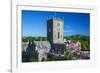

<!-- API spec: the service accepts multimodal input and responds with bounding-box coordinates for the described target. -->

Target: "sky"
[22,10,90,37]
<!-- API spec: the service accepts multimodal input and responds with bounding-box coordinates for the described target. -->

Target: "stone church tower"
[47,18,64,44]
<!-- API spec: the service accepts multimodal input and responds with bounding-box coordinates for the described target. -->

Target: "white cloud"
[64,29,75,33]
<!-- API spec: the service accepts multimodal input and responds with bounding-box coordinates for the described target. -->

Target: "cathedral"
[22,17,82,62]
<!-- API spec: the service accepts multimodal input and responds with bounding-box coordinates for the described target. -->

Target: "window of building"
[58,32,60,39]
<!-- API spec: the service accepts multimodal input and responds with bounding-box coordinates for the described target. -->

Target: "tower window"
[58,32,60,39]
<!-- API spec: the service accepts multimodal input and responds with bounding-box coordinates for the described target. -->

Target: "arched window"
[41,57,45,61]
[58,32,60,39]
